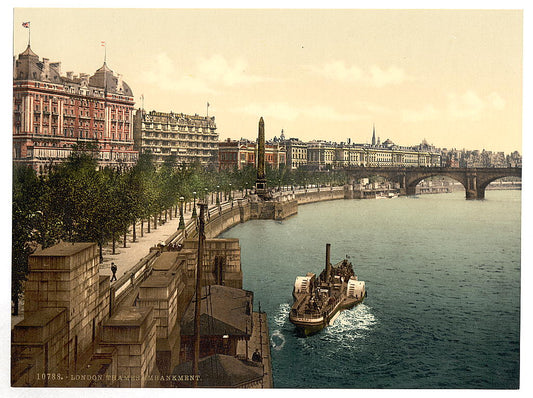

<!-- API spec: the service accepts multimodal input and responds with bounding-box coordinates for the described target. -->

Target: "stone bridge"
[345,166,522,200]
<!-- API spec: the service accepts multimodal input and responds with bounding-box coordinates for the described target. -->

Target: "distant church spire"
[372,124,376,146]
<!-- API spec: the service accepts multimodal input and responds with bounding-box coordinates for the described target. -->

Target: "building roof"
[181,285,253,337]
[31,242,95,257]
[14,46,133,97]
[104,306,153,327]
[151,251,182,272]
[89,62,133,96]
[19,44,38,58]
[172,354,263,387]
[14,308,65,328]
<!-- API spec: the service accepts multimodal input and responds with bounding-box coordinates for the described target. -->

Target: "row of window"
[31,125,131,141]
[143,133,216,142]
[25,93,132,113]
[142,124,214,133]
[142,140,216,149]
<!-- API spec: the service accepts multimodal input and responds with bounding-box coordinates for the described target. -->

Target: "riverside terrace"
[10,173,521,387]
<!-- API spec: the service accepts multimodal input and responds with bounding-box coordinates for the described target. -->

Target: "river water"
[220,190,521,389]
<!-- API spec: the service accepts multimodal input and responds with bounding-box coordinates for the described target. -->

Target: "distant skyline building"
[281,137,308,170]
[218,138,286,171]
[132,109,219,167]
[296,127,442,170]
[13,44,137,172]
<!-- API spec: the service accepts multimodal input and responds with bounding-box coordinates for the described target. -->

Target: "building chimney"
[117,73,124,92]
[66,71,73,80]
[79,73,89,86]
[41,58,50,81]
[50,62,61,76]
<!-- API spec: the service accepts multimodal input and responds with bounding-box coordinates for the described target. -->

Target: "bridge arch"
[476,175,522,199]
[405,173,467,196]
[349,170,404,186]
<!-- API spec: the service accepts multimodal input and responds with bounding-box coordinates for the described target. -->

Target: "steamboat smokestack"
[325,243,332,282]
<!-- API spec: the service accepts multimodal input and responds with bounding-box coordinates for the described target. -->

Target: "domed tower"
[89,62,134,97]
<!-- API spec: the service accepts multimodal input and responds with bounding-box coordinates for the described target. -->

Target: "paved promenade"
[99,206,195,279]
[99,192,246,279]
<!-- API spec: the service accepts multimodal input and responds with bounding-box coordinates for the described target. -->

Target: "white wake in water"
[270,303,291,350]
[274,302,291,327]
[270,330,286,351]
[324,304,376,341]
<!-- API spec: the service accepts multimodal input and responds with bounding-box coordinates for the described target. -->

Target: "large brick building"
[13,45,138,172]
[218,138,286,171]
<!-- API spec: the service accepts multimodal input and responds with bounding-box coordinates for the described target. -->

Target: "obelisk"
[255,117,267,196]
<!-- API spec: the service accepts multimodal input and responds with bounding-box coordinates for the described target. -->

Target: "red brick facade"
[218,139,286,171]
[13,45,137,172]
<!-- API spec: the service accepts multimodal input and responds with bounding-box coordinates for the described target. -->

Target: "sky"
[2,5,532,398]
[11,8,523,154]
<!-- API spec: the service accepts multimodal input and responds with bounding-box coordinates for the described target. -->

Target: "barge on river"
[289,244,366,336]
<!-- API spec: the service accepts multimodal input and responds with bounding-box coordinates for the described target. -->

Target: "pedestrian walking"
[110,262,117,282]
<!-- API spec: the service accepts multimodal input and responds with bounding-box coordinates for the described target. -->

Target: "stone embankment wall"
[194,187,349,241]
[294,187,346,205]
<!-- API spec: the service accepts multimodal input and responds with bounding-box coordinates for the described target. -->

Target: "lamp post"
[178,196,185,230]
[192,192,197,218]
[216,185,220,205]
[204,188,209,204]
[244,182,248,197]
[229,183,232,201]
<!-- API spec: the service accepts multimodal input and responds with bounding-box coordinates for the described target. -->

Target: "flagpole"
[28,24,31,46]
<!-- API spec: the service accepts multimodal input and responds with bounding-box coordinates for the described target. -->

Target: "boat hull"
[289,296,363,337]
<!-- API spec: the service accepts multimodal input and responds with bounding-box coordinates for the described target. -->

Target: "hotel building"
[133,110,219,167]
[13,45,137,172]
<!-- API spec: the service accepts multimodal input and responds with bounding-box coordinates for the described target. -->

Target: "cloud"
[198,55,267,86]
[401,90,506,123]
[401,105,439,122]
[308,61,411,87]
[142,53,214,94]
[446,90,506,120]
[142,53,269,94]
[305,105,362,122]
[236,102,362,122]
[487,92,506,110]
[319,61,363,83]
[239,102,300,121]
[369,66,409,88]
